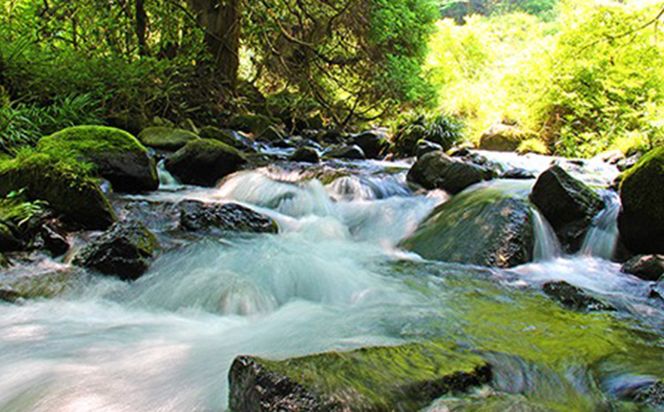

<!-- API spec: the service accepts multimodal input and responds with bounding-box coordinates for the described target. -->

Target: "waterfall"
[532,207,561,261]
[580,191,621,260]
[157,159,179,189]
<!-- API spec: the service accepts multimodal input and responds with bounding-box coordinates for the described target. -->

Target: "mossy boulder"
[73,221,158,281]
[530,165,603,253]
[618,147,664,254]
[0,153,116,229]
[401,185,534,268]
[38,126,158,193]
[137,126,199,151]
[407,151,494,194]
[198,126,251,151]
[165,139,247,187]
[229,342,491,412]
[478,123,530,152]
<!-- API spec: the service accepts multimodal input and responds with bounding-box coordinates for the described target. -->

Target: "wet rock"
[229,342,491,412]
[73,221,159,281]
[290,147,319,163]
[618,147,664,254]
[632,380,664,408]
[501,168,535,180]
[415,140,443,158]
[138,126,199,151]
[178,200,278,234]
[198,126,252,151]
[401,186,534,268]
[622,255,664,281]
[478,123,529,152]
[326,145,366,160]
[407,151,494,194]
[257,125,287,143]
[37,223,69,257]
[0,264,79,300]
[542,281,614,312]
[0,221,22,251]
[165,139,247,187]
[530,166,603,253]
[351,130,389,159]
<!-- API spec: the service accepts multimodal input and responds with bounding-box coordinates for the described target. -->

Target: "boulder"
[351,130,389,159]
[0,153,116,230]
[326,145,366,160]
[227,113,278,135]
[530,166,603,253]
[290,147,319,163]
[478,123,529,152]
[198,126,251,151]
[178,200,278,234]
[229,342,491,412]
[165,139,247,187]
[401,185,534,268]
[407,151,493,194]
[137,127,199,151]
[73,221,158,281]
[618,147,664,254]
[38,126,158,193]
[622,255,664,281]
[415,140,443,158]
[542,281,614,312]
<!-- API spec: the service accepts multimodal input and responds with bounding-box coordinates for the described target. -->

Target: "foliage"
[393,112,465,156]
[0,189,47,228]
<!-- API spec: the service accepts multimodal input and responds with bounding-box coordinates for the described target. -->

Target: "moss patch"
[138,126,199,150]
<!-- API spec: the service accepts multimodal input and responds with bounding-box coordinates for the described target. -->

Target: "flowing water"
[0,153,662,411]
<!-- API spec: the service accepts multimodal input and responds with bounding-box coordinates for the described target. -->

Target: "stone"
[351,130,389,159]
[326,145,366,160]
[138,127,199,151]
[479,123,529,152]
[165,139,247,187]
[621,255,664,281]
[542,281,614,312]
[407,151,493,194]
[290,147,320,163]
[415,140,443,158]
[178,200,278,234]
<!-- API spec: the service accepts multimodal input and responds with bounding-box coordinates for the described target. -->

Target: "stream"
[0,152,662,411]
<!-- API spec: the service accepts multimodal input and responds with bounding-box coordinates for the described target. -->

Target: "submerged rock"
[407,151,494,194]
[542,281,614,312]
[621,255,664,282]
[165,139,247,187]
[290,146,319,163]
[178,200,278,234]
[38,126,158,193]
[228,342,491,412]
[530,165,603,253]
[401,185,534,268]
[73,221,158,280]
[138,126,199,151]
[618,147,664,254]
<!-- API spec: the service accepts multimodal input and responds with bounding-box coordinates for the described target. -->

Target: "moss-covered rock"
[618,147,664,254]
[393,124,426,157]
[198,126,250,150]
[137,126,199,151]
[0,153,116,229]
[401,185,534,268]
[38,126,158,193]
[478,123,530,152]
[229,342,491,412]
[165,139,247,187]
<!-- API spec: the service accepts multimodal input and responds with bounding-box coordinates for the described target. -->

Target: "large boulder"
[73,221,158,280]
[351,130,389,159]
[622,255,664,281]
[478,123,529,152]
[178,200,278,234]
[165,139,247,187]
[137,127,199,151]
[0,153,116,229]
[618,147,664,254]
[38,126,158,193]
[530,165,603,253]
[401,185,534,268]
[407,151,493,194]
[229,342,491,412]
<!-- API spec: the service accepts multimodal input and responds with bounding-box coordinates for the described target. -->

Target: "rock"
[326,145,366,160]
[415,140,443,158]
[228,342,491,412]
[0,288,20,303]
[0,265,79,300]
[0,221,22,251]
[542,281,614,312]
[479,123,529,152]
[393,124,426,157]
[401,185,534,268]
[73,221,158,281]
[618,147,664,254]
[622,255,664,281]
[198,126,251,151]
[0,153,116,230]
[38,223,69,257]
[165,139,247,187]
[38,126,158,193]
[227,113,278,135]
[137,127,199,151]
[351,130,389,159]
[257,125,287,143]
[178,200,278,234]
[317,129,345,145]
[290,147,319,163]
[407,151,493,194]
[530,166,603,253]
[501,168,535,180]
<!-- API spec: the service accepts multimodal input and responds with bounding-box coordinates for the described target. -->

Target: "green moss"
[517,138,549,155]
[38,125,148,156]
[258,341,489,410]
[620,147,664,218]
[137,126,199,150]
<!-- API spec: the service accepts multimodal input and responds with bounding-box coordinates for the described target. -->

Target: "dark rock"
[415,140,443,158]
[530,166,603,253]
[622,255,664,281]
[198,126,252,151]
[38,223,69,257]
[478,123,529,152]
[501,168,535,180]
[401,186,534,268]
[326,145,365,160]
[0,221,23,251]
[542,281,614,312]
[407,151,493,194]
[351,130,389,159]
[73,221,158,281]
[228,342,491,412]
[138,127,199,151]
[290,147,319,163]
[317,129,346,145]
[618,147,664,254]
[0,288,20,303]
[165,139,247,187]
[178,200,278,234]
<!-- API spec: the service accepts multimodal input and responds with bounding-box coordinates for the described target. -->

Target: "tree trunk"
[187,0,241,90]
[136,0,148,56]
